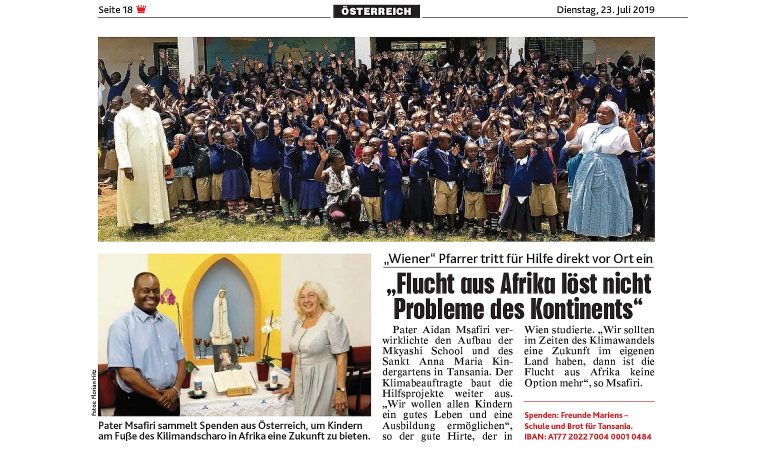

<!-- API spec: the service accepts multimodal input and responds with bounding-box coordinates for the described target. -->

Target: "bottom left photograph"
[97,253,371,417]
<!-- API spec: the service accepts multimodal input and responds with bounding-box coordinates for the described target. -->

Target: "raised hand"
[575,106,588,126]
[622,109,637,129]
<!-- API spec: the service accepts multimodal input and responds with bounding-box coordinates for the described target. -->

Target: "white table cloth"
[181,364,294,416]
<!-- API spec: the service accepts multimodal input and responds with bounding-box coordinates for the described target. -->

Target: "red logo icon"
[136,5,146,13]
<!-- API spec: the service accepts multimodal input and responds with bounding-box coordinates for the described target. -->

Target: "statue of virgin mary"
[209,288,233,345]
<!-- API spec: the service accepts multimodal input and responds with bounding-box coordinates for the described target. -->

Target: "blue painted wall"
[204,37,355,69]
[193,259,255,357]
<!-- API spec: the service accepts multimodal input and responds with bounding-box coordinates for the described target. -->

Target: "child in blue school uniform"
[459,142,487,237]
[499,140,542,241]
[355,147,386,234]
[298,135,325,226]
[278,128,302,224]
[380,135,404,235]
[214,131,250,222]
[428,130,461,233]
[566,144,584,199]
[208,134,226,215]
[406,132,434,236]
[246,120,282,222]
[637,145,655,238]
[481,143,504,235]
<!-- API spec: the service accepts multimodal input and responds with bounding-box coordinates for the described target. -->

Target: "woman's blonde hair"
[293,281,335,319]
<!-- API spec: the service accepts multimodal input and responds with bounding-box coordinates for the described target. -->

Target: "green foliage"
[185,360,198,373]
[257,355,280,367]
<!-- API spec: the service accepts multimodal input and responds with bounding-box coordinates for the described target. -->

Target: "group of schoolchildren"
[98,40,655,240]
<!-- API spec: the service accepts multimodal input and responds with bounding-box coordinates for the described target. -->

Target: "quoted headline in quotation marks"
[386,252,652,266]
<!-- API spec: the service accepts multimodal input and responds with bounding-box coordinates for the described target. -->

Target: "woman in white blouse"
[565,101,641,238]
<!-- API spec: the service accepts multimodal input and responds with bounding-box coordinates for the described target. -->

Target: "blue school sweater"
[249,131,281,171]
[356,163,385,197]
[381,142,403,190]
[499,140,516,182]
[461,159,485,192]
[209,145,225,174]
[101,68,130,103]
[567,153,584,192]
[300,151,321,179]
[531,148,556,185]
[608,86,627,111]
[409,148,431,181]
[429,140,460,182]
[508,158,534,197]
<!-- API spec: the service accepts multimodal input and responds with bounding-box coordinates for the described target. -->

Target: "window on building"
[154,43,179,76]
[496,38,507,56]
[525,37,583,68]
[389,39,447,65]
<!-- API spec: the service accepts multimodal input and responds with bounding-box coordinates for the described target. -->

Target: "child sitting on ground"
[315,148,362,234]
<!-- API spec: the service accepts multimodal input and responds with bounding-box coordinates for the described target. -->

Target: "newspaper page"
[17,1,772,449]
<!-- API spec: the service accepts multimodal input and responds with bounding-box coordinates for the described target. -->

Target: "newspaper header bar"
[333,4,421,18]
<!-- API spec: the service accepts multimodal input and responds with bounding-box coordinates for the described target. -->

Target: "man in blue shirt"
[108,272,185,416]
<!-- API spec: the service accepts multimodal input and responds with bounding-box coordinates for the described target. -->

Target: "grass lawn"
[97,187,652,242]
[97,214,638,242]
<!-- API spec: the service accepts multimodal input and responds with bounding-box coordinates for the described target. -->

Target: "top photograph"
[97,36,655,242]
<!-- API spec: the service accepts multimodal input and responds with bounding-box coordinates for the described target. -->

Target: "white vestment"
[114,104,171,226]
[210,289,233,345]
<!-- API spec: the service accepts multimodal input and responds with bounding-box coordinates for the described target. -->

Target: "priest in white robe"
[114,85,172,232]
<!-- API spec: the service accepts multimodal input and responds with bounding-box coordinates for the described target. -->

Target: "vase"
[182,371,192,388]
[256,363,270,381]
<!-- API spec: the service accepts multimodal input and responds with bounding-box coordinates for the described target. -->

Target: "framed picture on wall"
[213,343,241,372]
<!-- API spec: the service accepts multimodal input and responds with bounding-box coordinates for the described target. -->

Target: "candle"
[193,373,203,395]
